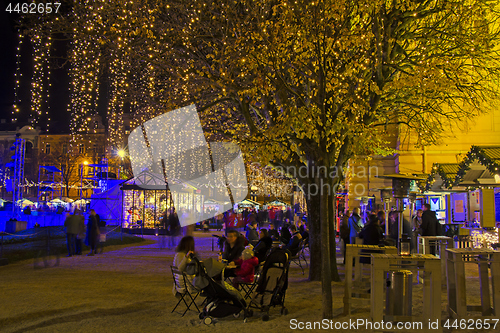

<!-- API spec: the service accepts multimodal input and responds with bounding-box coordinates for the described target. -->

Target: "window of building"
[45,143,50,154]
[94,121,99,129]
[62,144,68,154]
[79,144,85,154]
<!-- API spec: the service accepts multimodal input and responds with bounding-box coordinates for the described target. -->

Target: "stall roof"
[424,163,460,191]
[40,165,62,173]
[455,145,500,187]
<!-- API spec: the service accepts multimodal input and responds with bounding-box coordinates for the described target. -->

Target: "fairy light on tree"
[12,33,22,123]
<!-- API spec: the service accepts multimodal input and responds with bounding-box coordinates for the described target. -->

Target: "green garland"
[454,146,500,186]
[424,163,455,191]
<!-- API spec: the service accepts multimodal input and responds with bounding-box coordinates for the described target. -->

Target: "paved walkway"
[0,231,487,333]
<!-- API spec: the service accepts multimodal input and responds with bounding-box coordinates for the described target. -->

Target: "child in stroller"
[187,255,248,325]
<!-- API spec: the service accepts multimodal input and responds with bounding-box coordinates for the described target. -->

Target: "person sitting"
[280,224,292,245]
[298,221,309,240]
[268,224,280,241]
[253,229,273,263]
[283,225,302,256]
[172,236,197,296]
[222,230,245,263]
[232,246,259,289]
[245,221,259,246]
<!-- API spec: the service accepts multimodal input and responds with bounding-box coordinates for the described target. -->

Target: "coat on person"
[284,228,302,256]
[233,246,259,288]
[253,236,273,263]
[85,213,100,254]
[168,212,181,236]
[421,210,441,236]
[245,223,259,245]
[358,214,384,264]
[348,211,362,245]
[64,214,80,235]
[222,234,245,263]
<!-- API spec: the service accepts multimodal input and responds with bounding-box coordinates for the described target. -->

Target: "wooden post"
[478,255,492,315]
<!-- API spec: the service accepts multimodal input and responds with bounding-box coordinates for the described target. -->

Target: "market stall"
[120,177,204,231]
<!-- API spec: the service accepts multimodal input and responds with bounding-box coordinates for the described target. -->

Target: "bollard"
[386,270,413,317]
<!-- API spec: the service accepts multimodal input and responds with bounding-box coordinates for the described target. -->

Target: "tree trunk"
[329,188,340,281]
[306,189,322,281]
[320,180,333,319]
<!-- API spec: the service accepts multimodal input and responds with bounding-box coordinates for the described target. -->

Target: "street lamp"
[80,161,88,200]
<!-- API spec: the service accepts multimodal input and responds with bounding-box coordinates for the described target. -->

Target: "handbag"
[99,234,106,242]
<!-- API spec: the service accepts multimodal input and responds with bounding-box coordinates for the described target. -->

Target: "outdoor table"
[343,244,397,315]
[446,248,500,319]
[418,236,454,281]
[370,254,441,325]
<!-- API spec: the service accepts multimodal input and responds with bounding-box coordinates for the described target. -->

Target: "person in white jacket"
[172,236,197,296]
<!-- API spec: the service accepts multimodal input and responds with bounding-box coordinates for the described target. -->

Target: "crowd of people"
[172,214,309,295]
[339,203,443,263]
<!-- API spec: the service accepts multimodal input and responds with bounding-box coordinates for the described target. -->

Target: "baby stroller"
[245,247,290,321]
[187,256,247,325]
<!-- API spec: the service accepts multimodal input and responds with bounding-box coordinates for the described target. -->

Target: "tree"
[39,141,82,198]
[20,0,500,318]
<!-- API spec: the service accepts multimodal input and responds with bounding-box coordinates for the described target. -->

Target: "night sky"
[0,5,71,133]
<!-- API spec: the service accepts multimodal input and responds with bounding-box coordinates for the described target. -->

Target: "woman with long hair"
[172,236,197,296]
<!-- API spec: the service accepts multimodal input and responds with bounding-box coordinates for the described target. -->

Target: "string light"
[12,33,22,122]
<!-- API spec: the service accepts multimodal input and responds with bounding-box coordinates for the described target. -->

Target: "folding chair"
[239,263,263,300]
[289,240,308,274]
[170,266,200,316]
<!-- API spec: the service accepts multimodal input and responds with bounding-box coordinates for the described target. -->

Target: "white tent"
[89,181,125,225]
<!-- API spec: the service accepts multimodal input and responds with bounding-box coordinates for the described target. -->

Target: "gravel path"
[0,232,490,333]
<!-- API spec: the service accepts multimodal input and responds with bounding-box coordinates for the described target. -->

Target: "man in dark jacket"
[64,212,79,257]
[348,208,362,245]
[421,204,441,236]
[284,225,302,256]
[358,214,384,264]
[85,209,100,256]
[421,203,441,254]
[253,229,273,262]
[245,221,259,246]
[340,210,350,264]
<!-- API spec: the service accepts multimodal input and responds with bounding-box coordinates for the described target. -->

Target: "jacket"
[284,232,302,256]
[234,256,259,283]
[253,236,273,262]
[421,210,441,236]
[245,227,259,245]
[222,236,245,263]
[348,214,362,238]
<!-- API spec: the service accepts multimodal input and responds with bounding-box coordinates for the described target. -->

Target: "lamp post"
[378,187,393,238]
[80,161,88,200]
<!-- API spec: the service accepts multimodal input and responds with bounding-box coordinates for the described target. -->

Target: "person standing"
[85,209,100,256]
[421,203,441,254]
[245,221,259,246]
[421,204,440,236]
[64,212,79,257]
[358,214,384,264]
[348,208,362,246]
[75,210,86,255]
[339,210,350,264]
[412,209,423,251]
[168,208,180,248]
